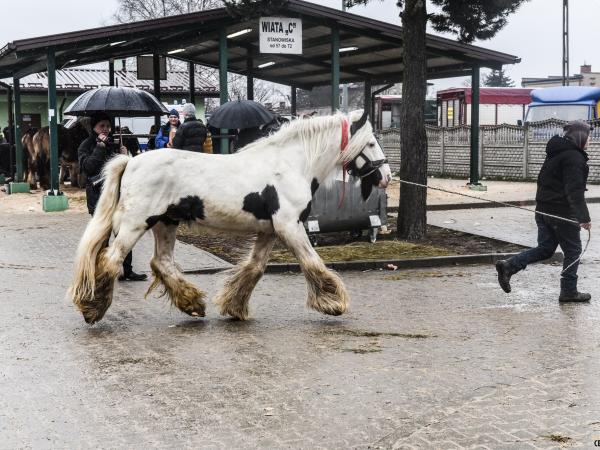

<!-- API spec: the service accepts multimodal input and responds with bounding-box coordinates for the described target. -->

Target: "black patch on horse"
[298,200,311,223]
[360,169,383,201]
[146,195,205,229]
[311,178,320,196]
[243,185,280,221]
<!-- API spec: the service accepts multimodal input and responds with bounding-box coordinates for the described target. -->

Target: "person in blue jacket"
[155,109,181,149]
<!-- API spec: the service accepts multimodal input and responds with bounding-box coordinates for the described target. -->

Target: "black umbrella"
[63,86,169,117]
[207,100,275,129]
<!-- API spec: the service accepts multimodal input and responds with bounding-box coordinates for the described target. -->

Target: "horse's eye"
[368,142,375,147]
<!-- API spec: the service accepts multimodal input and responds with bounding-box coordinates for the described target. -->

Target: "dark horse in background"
[22,119,88,189]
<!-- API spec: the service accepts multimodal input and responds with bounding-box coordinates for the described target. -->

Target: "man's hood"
[546,135,588,160]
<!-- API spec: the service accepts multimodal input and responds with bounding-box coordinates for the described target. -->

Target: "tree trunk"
[397,0,428,240]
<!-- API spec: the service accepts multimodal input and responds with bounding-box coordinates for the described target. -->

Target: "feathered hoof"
[310,299,347,316]
[81,305,108,324]
[181,298,207,318]
[172,285,206,318]
[75,293,112,324]
[215,294,250,321]
[305,266,349,316]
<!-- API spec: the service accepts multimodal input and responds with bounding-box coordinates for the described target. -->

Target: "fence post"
[478,126,484,178]
[523,123,529,179]
[440,127,445,176]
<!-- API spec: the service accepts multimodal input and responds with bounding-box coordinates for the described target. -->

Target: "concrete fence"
[378,118,600,181]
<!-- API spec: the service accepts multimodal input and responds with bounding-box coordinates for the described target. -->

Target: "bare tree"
[114,0,281,109]
[113,0,222,22]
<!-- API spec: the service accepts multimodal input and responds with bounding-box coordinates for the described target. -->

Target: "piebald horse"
[68,110,391,324]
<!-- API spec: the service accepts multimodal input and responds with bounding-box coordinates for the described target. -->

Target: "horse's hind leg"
[275,221,348,316]
[147,222,206,317]
[214,232,275,320]
[80,221,147,324]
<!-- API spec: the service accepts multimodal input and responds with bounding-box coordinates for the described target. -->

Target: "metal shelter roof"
[0,0,520,90]
[0,68,219,96]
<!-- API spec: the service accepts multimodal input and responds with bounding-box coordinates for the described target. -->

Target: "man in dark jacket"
[172,103,207,152]
[155,109,180,149]
[78,112,147,282]
[496,120,592,302]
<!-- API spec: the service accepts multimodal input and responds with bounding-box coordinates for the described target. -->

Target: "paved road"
[2,211,600,448]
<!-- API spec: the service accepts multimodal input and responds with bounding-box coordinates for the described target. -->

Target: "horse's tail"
[68,155,130,308]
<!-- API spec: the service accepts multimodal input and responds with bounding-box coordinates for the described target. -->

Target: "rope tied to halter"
[398,179,591,276]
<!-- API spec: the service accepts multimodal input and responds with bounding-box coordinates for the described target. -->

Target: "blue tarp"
[531,86,600,105]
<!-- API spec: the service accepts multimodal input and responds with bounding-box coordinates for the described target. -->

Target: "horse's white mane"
[239,111,373,169]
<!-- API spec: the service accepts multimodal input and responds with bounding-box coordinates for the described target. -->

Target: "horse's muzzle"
[378,172,391,189]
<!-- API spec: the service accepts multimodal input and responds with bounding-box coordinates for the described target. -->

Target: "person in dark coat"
[496,120,592,302]
[234,126,264,151]
[207,125,221,154]
[155,109,181,149]
[233,117,283,152]
[147,124,158,150]
[78,112,147,282]
[116,125,140,156]
[172,103,207,152]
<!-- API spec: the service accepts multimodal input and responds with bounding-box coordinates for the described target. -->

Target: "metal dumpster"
[304,169,387,244]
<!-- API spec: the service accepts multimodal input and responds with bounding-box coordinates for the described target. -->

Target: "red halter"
[338,118,350,208]
[340,117,350,151]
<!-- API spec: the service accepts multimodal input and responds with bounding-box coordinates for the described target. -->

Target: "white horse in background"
[68,110,391,324]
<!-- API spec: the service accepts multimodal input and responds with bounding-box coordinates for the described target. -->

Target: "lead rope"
[397,179,591,275]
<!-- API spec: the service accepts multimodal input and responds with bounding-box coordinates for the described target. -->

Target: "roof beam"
[174,54,314,90]
[234,42,372,79]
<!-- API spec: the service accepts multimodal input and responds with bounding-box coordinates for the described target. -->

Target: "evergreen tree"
[483,69,516,87]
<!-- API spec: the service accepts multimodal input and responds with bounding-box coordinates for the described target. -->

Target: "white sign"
[369,215,382,227]
[259,17,302,54]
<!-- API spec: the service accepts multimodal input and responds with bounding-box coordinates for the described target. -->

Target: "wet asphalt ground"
[1,209,600,449]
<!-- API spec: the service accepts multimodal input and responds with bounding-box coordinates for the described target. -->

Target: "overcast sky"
[2,0,600,92]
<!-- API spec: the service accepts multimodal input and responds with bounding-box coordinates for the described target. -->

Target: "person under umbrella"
[172,103,207,152]
[78,112,147,282]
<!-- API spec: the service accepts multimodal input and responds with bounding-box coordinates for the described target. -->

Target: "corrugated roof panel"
[1,67,218,94]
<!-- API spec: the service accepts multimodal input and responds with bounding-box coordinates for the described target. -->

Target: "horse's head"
[346,110,392,200]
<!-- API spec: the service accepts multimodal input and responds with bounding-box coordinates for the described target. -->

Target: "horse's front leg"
[274,220,349,316]
[147,222,206,317]
[214,232,275,320]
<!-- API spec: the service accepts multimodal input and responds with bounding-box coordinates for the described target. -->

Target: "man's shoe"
[559,291,591,302]
[495,260,514,293]
[118,271,148,282]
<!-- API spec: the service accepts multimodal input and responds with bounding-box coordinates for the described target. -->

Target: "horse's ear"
[350,110,369,136]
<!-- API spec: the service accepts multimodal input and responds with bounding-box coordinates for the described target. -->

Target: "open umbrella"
[64,86,169,147]
[207,100,275,129]
[64,86,169,117]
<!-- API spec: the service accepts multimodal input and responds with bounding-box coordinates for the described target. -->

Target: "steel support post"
[364,79,371,119]
[331,26,340,112]
[13,78,22,182]
[468,65,485,190]
[8,77,30,193]
[219,28,229,154]
[153,53,161,129]
[291,85,297,117]
[188,62,196,105]
[43,49,68,210]
[109,59,115,86]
